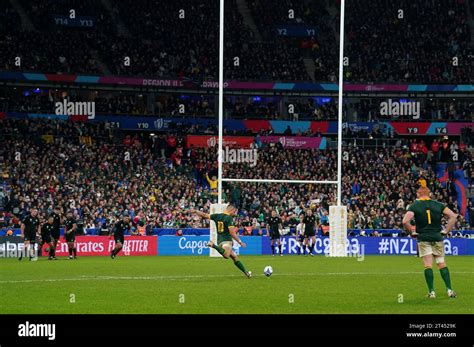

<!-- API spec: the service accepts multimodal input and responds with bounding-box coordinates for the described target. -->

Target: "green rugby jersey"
[407,198,445,242]
[211,213,235,244]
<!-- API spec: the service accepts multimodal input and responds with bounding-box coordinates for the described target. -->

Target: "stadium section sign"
[53,15,95,27]
[3,113,473,135]
[275,25,318,37]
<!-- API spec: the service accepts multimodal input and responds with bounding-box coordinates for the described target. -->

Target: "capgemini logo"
[279,137,286,146]
[178,237,208,254]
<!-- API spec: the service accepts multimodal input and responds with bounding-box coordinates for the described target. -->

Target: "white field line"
[1,271,473,284]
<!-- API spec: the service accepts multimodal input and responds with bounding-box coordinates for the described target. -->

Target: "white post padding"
[209,203,228,257]
[329,205,348,257]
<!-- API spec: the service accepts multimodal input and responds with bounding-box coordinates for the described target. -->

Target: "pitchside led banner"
[40,236,157,256]
[1,235,473,257]
[261,236,474,256]
[158,236,261,256]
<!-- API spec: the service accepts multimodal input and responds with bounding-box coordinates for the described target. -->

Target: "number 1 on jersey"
[426,210,431,224]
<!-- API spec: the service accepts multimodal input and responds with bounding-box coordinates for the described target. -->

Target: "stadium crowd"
[0,119,214,232]
[0,119,472,236]
[345,0,473,83]
[0,0,472,83]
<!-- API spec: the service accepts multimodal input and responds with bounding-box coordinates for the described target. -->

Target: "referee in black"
[50,206,62,259]
[65,210,77,259]
[19,208,41,261]
[303,209,318,256]
[41,215,55,260]
[266,210,283,256]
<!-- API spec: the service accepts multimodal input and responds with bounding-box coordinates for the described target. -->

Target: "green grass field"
[1,255,473,314]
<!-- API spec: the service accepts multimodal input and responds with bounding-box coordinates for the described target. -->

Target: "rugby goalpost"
[211,0,347,257]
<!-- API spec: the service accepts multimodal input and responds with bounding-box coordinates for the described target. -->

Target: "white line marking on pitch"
[1,271,473,284]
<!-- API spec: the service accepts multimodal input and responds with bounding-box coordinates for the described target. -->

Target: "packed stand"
[109,0,218,80]
[1,119,471,236]
[0,119,215,232]
[245,0,337,82]
[345,0,473,83]
[0,0,473,83]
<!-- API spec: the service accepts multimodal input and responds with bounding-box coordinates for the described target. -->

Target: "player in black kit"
[40,215,55,260]
[110,213,131,259]
[50,206,62,257]
[266,210,282,256]
[303,209,318,256]
[19,208,41,261]
[64,210,77,259]
[296,214,305,255]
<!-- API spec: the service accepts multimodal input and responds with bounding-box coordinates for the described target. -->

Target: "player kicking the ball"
[403,186,458,299]
[189,205,252,278]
